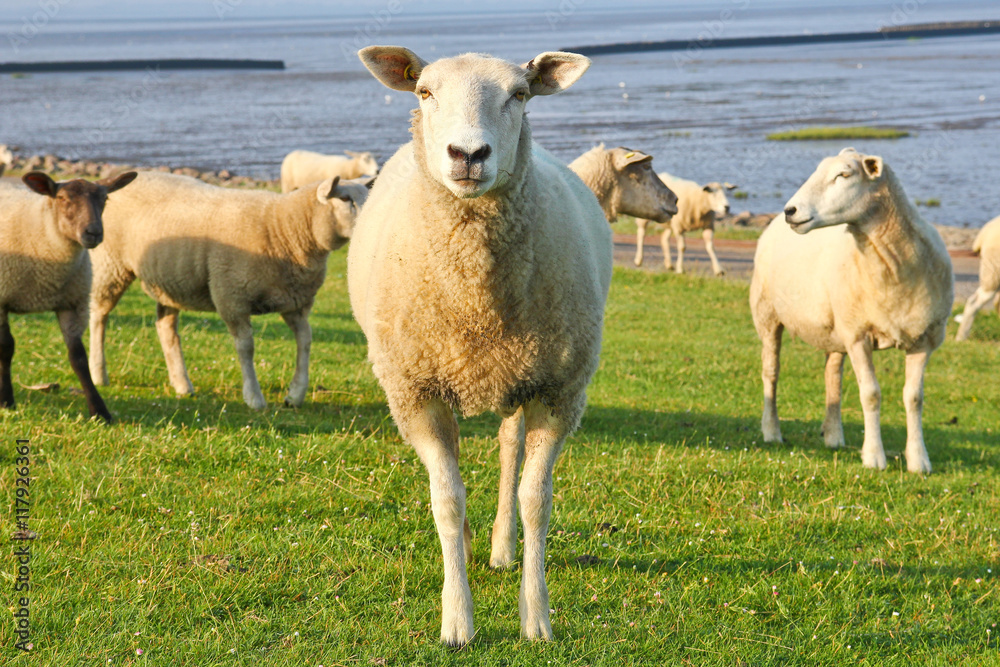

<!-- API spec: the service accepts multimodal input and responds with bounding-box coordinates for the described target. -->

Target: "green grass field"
[1,253,998,665]
[767,127,911,141]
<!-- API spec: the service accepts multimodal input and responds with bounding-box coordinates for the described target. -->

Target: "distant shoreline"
[0,58,285,74]
[562,19,1000,56]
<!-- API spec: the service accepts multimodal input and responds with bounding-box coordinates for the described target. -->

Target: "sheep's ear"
[22,172,58,197]
[344,150,358,157]
[862,155,883,179]
[359,46,427,93]
[702,184,715,193]
[839,146,858,156]
[522,51,590,97]
[318,176,351,203]
[361,174,378,189]
[614,148,652,170]
[101,171,138,193]
[724,182,738,190]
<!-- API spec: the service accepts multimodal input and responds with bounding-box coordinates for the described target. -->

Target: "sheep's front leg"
[223,315,266,410]
[903,350,932,474]
[0,313,15,408]
[760,322,783,442]
[490,408,524,569]
[394,397,473,646]
[280,308,312,407]
[57,309,112,423]
[822,352,845,447]
[674,232,686,274]
[846,339,885,469]
[660,226,674,271]
[633,219,647,266]
[155,304,195,396]
[518,399,570,641]
[703,227,725,276]
[88,265,134,386]
[955,286,998,341]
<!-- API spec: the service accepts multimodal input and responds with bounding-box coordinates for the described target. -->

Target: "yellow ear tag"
[624,152,636,158]
[403,64,414,81]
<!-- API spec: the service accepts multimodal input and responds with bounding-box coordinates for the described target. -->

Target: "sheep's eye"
[514,89,527,102]
[836,171,852,181]
[418,88,432,100]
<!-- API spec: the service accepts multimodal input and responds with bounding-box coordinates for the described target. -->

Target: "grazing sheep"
[0,170,137,422]
[750,148,953,473]
[568,144,677,223]
[280,149,379,193]
[634,175,736,274]
[955,215,1000,341]
[351,46,611,645]
[88,171,369,410]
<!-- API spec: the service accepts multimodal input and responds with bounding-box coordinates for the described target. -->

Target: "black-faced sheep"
[0,171,136,422]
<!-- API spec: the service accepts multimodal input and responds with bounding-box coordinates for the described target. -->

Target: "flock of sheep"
[0,46,997,646]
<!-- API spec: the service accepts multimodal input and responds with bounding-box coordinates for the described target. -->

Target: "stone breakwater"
[1,151,275,189]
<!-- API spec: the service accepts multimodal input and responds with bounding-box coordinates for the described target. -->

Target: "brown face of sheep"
[21,171,138,249]
[614,149,678,222]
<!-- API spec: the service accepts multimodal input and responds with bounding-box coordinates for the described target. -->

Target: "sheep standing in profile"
[568,144,677,224]
[0,171,137,422]
[280,149,379,192]
[634,175,736,274]
[351,46,611,645]
[750,148,953,473]
[955,215,1000,341]
[89,171,369,410]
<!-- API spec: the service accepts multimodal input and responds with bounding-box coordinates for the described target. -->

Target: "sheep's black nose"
[784,205,797,217]
[447,144,492,164]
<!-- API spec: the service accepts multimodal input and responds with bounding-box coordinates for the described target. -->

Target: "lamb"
[88,171,370,410]
[955,215,1000,341]
[634,174,736,274]
[0,170,137,422]
[568,144,677,223]
[350,46,611,645]
[750,148,953,473]
[280,149,379,193]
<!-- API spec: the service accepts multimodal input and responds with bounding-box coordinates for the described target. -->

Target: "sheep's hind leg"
[155,304,195,396]
[955,286,998,341]
[846,339,885,470]
[490,408,524,569]
[280,308,312,407]
[760,322,783,442]
[223,315,266,410]
[903,350,932,474]
[822,352,845,447]
[394,397,473,647]
[57,309,112,423]
[0,313,15,408]
[518,399,572,641]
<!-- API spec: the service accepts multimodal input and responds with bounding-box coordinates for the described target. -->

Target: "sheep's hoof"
[715,269,727,276]
[861,451,888,470]
[633,258,643,267]
[520,616,554,641]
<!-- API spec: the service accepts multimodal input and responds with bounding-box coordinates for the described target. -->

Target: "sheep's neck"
[572,150,618,222]
[848,178,926,283]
